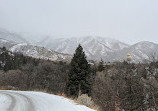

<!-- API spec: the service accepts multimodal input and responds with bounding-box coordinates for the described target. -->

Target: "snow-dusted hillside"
[0,38,16,49]
[0,90,95,111]
[10,44,71,62]
[0,39,71,62]
[1,28,158,63]
[113,41,158,63]
[37,36,129,60]
[0,28,28,43]
[37,36,158,62]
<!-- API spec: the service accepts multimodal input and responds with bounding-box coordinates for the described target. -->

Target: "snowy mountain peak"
[37,36,129,60]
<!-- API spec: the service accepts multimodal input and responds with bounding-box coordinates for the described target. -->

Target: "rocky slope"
[0,38,71,62]
[37,36,129,61]
[37,36,158,63]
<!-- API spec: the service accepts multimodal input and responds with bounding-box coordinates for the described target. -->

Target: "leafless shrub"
[76,94,100,110]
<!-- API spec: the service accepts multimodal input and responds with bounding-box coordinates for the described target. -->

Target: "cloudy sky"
[0,0,158,44]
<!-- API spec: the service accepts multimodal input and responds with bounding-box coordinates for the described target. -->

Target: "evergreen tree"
[66,44,91,98]
[0,47,13,72]
[98,59,104,72]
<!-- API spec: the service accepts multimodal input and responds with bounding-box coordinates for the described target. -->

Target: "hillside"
[37,36,158,62]
[37,36,129,61]
[0,28,28,43]
[0,38,71,62]
[1,28,158,63]
[111,41,158,63]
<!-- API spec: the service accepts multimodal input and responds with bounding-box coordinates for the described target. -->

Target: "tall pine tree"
[66,44,91,98]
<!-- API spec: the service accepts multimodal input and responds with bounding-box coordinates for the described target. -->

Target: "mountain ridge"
[36,36,158,63]
[0,29,158,63]
[0,38,71,62]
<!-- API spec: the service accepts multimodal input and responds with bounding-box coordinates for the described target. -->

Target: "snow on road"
[0,90,95,111]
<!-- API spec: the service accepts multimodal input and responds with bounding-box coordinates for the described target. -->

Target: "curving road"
[0,90,95,111]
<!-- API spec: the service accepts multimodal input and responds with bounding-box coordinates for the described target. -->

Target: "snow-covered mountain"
[0,28,28,43]
[37,36,158,63]
[113,41,158,63]
[1,28,158,63]
[18,32,45,45]
[0,38,16,49]
[0,39,71,62]
[10,44,71,62]
[37,36,129,60]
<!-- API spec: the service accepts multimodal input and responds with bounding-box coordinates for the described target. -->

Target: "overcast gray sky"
[0,0,158,44]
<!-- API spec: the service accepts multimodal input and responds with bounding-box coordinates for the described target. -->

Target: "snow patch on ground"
[0,93,12,111]
[10,43,28,52]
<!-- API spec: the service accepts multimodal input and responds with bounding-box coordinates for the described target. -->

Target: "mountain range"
[37,36,129,61]
[37,36,158,63]
[0,28,28,43]
[0,29,71,62]
[0,28,158,63]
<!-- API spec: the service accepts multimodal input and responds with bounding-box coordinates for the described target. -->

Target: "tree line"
[0,45,158,111]
[0,47,39,72]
